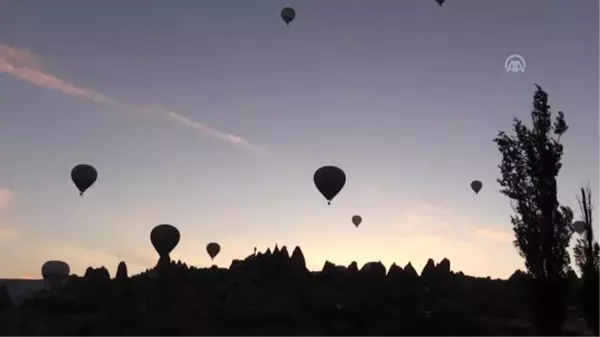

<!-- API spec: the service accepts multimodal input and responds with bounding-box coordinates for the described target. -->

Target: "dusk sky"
[0,0,598,279]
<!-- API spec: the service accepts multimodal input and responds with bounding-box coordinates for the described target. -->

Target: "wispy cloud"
[0,188,12,209]
[165,111,265,153]
[473,228,513,243]
[0,45,265,153]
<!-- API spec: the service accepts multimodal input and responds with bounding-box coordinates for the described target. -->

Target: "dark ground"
[0,246,593,335]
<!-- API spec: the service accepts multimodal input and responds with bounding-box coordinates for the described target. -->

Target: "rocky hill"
[0,279,45,305]
[0,246,590,335]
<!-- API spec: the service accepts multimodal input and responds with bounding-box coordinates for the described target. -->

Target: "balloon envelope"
[470,180,483,194]
[352,215,362,227]
[41,260,70,291]
[573,220,586,234]
[281,7,295,25]
[206,242,221,260]
[71,164,98,196]
[41,260,70,278]
[314,166,346,205]
[435,0,445,6]
[150,224,180,256]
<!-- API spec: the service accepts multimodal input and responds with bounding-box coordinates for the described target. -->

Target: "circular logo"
[505,54,526,73]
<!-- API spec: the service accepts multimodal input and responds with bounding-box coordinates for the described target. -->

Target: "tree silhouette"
[493,84,573,335]
[573,186,599,335]
[573,186,599,272]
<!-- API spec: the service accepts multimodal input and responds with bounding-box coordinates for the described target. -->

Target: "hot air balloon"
[352,215,362,227]
[314,166,346,205]
[71,164,97,196]
[470,180,483,194]
[41,260,70,292]
[281,6,295,25]
[573,220,586,235]
[435,0,445,6]
[206,242,221,260]
[150,224,180,265]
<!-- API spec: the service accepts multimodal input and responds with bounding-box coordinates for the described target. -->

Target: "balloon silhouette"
[150,224,180,264]
[41,260,70,291]
[71,164,97,196]
[435,0,445,6]
[352,215,362,227]
[41,260,70,278]
[281,6,295,25]
[314,166,346,205]
[206,242,221,260]
[470,180,483,194]
[573,220,586,235]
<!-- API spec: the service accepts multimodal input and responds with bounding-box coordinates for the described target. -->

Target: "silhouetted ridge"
[360,261,386,277]
[1,246,587,335]
[290,246,306,271]
[421,258,437,278]
[280,245,290,259]
[508,269,527,282]
[348,261,359,273]
[229,259,243,269]
[0,283,14,311]
[322,261,336,273]
[437,258,451,274]
[116,262,128,280]
[387,263,403,278]
[404,262,418,278]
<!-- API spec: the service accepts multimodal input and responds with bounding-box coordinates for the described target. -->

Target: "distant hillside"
[0,279,44,304]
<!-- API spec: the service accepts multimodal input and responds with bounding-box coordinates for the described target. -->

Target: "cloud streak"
[0,45,265,153]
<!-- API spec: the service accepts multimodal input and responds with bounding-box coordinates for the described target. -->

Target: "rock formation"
[116,262,128,280]
[2,250,571,336]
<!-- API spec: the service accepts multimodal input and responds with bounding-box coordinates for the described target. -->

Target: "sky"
[0,0,598,280]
